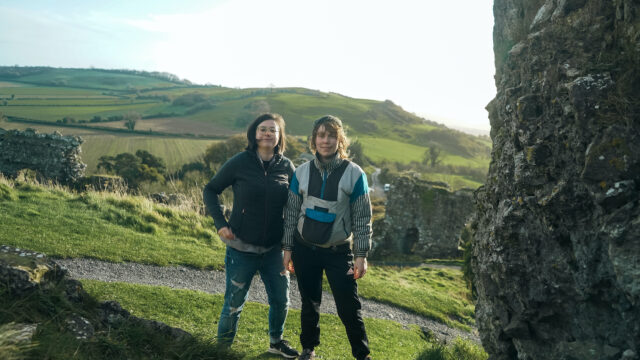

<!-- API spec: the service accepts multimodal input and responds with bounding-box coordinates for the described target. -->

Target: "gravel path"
[54,258,479,344]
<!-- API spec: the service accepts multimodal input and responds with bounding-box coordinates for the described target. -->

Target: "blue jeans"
[217,246,290,345]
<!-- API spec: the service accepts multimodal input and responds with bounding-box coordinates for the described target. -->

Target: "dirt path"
[54,257,480,345]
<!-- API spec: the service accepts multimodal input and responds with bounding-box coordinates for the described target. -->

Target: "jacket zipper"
[254,152,276,246]
[263,158,270,244]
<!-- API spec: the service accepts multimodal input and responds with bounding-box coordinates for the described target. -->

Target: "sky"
[0,0,496,131]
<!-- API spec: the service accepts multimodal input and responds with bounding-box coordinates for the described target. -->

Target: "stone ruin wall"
[472,0,639,359]
[373,176,474,259]
[0,128,86,184]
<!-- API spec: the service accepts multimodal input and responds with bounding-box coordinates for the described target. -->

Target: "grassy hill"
[0,66,491,182]
[0,176,487,359]
[0,66,188,90]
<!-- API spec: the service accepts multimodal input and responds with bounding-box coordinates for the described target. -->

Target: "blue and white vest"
[290,159,368,247]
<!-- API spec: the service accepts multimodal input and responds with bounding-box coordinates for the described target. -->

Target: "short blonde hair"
[309,115,350,159]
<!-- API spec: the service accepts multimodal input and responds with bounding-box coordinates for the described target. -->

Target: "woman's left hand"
[354,257,367,280]
[282,250,294,275]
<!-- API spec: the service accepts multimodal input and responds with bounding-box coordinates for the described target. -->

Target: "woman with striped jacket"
[281,115,372,360]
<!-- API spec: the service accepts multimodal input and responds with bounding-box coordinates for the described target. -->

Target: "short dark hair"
[246,113,286,155]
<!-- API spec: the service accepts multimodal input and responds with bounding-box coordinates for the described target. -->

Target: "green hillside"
[0,66,491,181]
[0,66,187,90]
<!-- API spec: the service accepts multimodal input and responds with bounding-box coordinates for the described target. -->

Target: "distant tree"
[203,134,246,170]
[172,161,208,180]
[135,150,166,174]
[284,135,305,161]
[2,101,7,106]
[172,92,211,107]
[348,140,369,167]
[424,146,442,168]
[108,115,124,122]
[124,112,140,131]
[90,115,103,123]
[10,94,15,100]
[97,151,166,188]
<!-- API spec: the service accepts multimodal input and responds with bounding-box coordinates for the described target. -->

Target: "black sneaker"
[298,348,315,360]
[268,339,300,359]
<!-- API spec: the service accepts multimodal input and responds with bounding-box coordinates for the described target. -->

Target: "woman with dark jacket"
[203,113,299,358]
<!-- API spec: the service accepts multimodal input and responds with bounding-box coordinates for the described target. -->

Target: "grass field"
[0,118,110,135]
[83,280,441,360]
[7,68,179,90]
[358,136,489,171]
[358,136,427,163]
[8,98,139,106]
[0,81,30,87]
[81,135,217,173]
[0,180,225,268]
[0,102,165,121]
[0,177,476,331]
[357,266,475,331]
[0,85,104,96]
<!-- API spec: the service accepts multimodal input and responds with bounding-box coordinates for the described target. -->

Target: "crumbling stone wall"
[373,175,474,259]
[473,1,640,359]
[0,128,86,183]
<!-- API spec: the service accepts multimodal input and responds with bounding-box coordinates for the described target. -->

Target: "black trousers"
[292,242,370,360]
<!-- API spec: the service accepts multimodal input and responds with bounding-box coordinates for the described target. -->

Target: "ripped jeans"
[217,246,290,345]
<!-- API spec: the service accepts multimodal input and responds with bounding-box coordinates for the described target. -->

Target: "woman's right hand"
[282,250,294,275]
[217,226,235,240]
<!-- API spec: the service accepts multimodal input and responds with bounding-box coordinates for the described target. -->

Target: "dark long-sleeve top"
[203,150,294,249]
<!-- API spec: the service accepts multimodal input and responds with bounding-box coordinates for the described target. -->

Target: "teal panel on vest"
[305,208,336,223]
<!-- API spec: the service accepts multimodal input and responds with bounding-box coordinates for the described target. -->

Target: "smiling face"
[255,119,279,151]
[314,125,339,160]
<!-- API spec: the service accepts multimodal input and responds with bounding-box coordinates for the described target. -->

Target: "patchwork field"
[90,117,236,137]
[0,66,491,184]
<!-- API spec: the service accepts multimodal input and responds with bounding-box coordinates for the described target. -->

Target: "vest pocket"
[302,207,336,245]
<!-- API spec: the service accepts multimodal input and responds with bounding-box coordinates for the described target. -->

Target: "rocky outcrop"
[372,175,474,259]
[0,128,86,184]
[473,1,640,359]
[0,245,192,344]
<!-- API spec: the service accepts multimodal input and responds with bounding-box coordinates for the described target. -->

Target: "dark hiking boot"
[298,348,316,360]
[268,339,300,358]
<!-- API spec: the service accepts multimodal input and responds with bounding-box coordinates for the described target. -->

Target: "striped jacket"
[282,155,372,257]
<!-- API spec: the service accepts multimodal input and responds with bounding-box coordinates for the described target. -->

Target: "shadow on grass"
[0,277,242,360]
